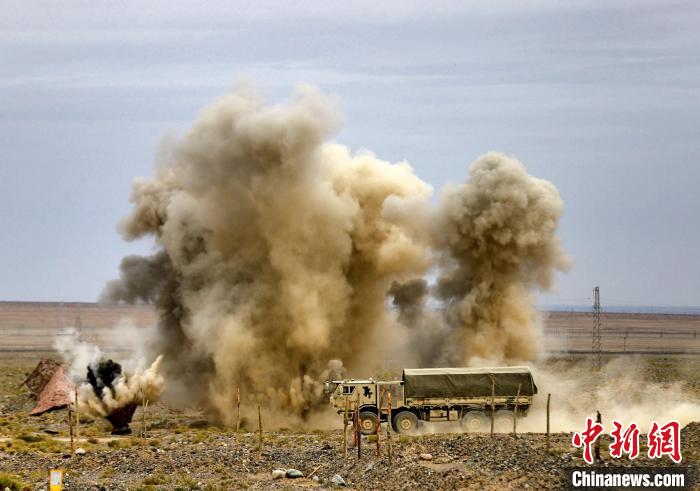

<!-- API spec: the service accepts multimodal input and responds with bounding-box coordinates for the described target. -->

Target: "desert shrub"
[107,438,132,449]
[17,433,45,443]
[34,439,64,453]
[143,472,168,485]
[0,473,24,491]
[174,474,200,490]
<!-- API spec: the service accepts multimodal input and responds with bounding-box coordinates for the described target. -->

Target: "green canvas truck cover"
[402,367,537,398]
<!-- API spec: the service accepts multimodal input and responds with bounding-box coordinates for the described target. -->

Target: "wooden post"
[74,386,80,447]
[353,401,358,448]
[343,396,349,459]
[545,393,551,451]
[513,383,521,437]
[235,387,241,433]
[595,411,602,462]
[67,403,75,456]
[355,400,361,459]
[142,391,149,442]
[257,404,263,460]
[376,388,384,457]
[387,392,393,462]
[140,389,144,439]
[489,375,495,436]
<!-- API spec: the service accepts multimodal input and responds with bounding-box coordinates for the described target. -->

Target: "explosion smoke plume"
[54,328,165,428]
[78,356,164,420]
[433,153,571,364]
[104,85,433,422]
[103,84,572,423]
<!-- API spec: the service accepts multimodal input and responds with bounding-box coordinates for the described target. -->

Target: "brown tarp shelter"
[402,366,537,398]
[21,358,61,396]
[21,358,75,415]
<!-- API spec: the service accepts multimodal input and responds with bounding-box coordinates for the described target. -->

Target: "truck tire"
[460,411,489,432]
[393,411,420,435]
[494,410,516,432]
[359,411,379,435]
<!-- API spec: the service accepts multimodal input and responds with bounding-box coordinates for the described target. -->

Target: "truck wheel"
[359,411,379,435]
[460,411,489,432]
[393,411,420,435]
[494,410,516,432]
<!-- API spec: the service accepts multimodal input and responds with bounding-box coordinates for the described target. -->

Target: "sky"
[1,0,699,308]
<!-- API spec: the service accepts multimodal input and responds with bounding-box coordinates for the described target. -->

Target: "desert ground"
[0,352,698,490]
[0,303,698,489]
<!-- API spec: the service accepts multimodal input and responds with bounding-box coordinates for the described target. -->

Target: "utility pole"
[592,286,602,370]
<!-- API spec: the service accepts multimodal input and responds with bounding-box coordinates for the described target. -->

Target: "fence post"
[489,375,495,436]
[67,403,75,456]
[545,393,551,451]
[513,383,521,437]
[343,396,349,459]
[355,400,361,459]
[595,411,602,462]
[235,387,241,433]
[74,386,80,448]
[376,388,384,457]
[257,404,263,461]
[387,392,393,462]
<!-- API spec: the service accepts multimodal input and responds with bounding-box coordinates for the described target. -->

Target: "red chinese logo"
[573,418,683,464]
[647,421,682,463]
[609,420,640,459]
[572,417,604,464]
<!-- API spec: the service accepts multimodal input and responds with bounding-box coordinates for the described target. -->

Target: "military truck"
[325,366,537,435]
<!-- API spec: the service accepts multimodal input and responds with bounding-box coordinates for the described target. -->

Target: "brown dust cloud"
[89,84,697,429]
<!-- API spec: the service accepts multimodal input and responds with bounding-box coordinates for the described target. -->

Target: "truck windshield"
[323,381,339,395]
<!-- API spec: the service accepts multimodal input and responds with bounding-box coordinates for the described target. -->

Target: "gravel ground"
[1,425,698,490]
[2,355,698,490]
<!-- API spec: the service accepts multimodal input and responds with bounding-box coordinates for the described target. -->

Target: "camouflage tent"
[21,358,62,396]
[402,366,537,398]
[21,358,75,415]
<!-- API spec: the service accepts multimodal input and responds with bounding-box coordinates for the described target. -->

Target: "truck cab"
[326,379,403,435]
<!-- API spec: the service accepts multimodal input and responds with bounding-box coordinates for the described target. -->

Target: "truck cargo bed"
[402,367,537,399]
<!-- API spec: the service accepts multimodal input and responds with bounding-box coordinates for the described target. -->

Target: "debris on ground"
[331,474,348,487]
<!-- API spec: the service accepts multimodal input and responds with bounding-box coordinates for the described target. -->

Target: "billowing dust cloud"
[54,330,165,430]
[79,356,164,419]
[103,85,435,423]
[433,153,571,364]
[99,84,699,432]
[521,357,700,431]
